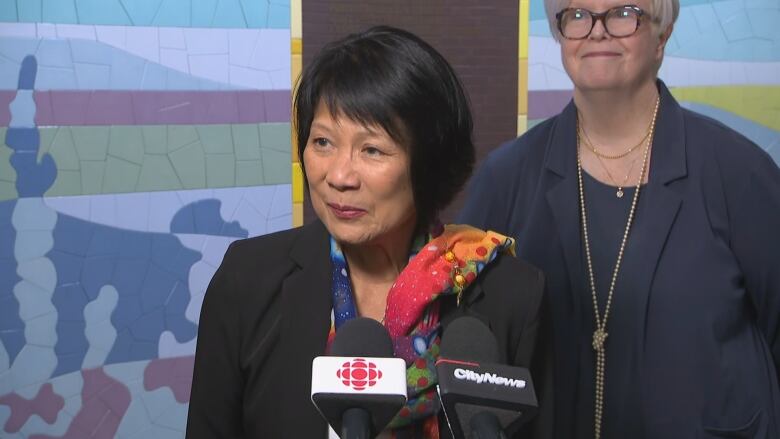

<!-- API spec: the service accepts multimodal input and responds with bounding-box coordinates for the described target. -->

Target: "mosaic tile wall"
[527,0,779,165]
[0,1,292,437]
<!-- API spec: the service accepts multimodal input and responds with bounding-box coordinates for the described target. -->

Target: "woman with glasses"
[459,0,780,438]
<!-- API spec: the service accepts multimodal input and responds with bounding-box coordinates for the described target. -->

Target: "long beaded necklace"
[575,94,659,439]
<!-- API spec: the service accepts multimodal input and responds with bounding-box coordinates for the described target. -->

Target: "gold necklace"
[576,94,659,439]
[579,101,657,160]
[587,141,637,198]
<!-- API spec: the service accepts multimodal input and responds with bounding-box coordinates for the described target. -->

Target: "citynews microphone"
[311,317,407,439]
[436,316,538,439]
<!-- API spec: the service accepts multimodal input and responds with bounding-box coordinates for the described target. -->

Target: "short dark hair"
[294,26,475,231]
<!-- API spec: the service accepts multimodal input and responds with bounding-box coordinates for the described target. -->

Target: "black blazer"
[185,219,550,438]
[459,81,780,438]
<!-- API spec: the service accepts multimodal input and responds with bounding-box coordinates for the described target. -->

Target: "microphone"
[311,318,407,439]
[436,316,538,439]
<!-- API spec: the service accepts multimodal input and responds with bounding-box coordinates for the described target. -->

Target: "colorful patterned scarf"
[327,224,515,438]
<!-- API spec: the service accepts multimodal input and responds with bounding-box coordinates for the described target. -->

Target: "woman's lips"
[583,51,621,58]
[327,203,366,219]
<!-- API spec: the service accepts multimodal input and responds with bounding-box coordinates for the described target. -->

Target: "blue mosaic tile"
[52,216,92,256]
[0,1,18,21]
[0,232,25,363]
[191,0,219,27]
[51,283,89,324]
[241,0,269,28]
[129,308,165,343]
[140,265,177,312]
[17,55,36,90]
[75,0,132,25]
[170,199,248,237]
[81,256,115,300]
[212,0,246,28]
[153,0,191,27]
[122,0,164,26]
[17,0,42,22]
[120,232,153,259]
[42,0,78,23]
[267,1,290,29]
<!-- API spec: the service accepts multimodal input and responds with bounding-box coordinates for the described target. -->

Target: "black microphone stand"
[341,407,372,439]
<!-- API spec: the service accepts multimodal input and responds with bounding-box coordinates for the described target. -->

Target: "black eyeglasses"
[556,5,647,40]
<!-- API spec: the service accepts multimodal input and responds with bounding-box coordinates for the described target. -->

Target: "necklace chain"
[590,146,637,198]
[576,94,660,439]
[580,107,655,160]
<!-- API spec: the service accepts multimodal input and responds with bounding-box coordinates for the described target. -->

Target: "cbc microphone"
[311,317,407,439]
[436,316,538,439]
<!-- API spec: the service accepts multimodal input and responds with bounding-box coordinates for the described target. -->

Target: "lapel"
[278,219,333,435]
[544,101,585,319]
[542,101,586,430]
[622,82,686,338]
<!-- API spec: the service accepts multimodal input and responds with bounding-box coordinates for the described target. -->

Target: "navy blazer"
[459,81,780,438]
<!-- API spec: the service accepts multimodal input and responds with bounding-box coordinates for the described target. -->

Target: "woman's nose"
[589,17,608,40]
[326,149,360,191]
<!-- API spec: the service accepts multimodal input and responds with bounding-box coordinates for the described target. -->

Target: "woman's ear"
[656,23,674,58]
[655,24,674,62]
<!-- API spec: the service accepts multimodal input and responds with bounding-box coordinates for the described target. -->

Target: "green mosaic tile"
[231,124,262,160]
[197,125,234,154]
[235,160,263,186]
[108,126,145,165]
[37,127,57,158]
[0,181,15,201]
[47,128,80,171]
[170,142,206,189]
[72,127,110,161]
[137,155,182,191]
[0,129,17,200]
[46,170,82,197]
[259,123,291,153]
[80,161,106,194]
[260,148,290,184]
[142,126,168,155]
[0,123,291,197]
[102,157,141,193]
[206,154,235,188]
[168,125,199,152]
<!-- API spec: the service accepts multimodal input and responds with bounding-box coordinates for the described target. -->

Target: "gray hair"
[544,0,680,41]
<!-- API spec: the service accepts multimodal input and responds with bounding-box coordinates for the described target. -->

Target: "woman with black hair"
[185,26,550,438]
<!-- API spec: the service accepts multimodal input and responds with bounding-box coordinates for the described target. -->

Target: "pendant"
[592,328,608,352]
[616,189,624,198]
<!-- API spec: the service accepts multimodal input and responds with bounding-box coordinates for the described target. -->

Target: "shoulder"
[466,251,545,330]
[681,107,776,173]
[481,116,558,178]
[478,252,545,305]
[222,224,305,268]
[210,222,325,302]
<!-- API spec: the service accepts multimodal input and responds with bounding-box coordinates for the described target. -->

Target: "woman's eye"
[364,146,385,156]
[312,137,330,147]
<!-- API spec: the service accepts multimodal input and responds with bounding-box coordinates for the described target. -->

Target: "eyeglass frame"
[555,5,648,40]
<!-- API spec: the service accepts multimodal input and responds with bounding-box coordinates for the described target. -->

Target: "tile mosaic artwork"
[1,1,292,437]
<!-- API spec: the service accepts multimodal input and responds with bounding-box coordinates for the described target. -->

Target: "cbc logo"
[337,358,383,391]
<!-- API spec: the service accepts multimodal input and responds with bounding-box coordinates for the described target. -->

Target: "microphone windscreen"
[330,317,394,358]
[440,316,499,363]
